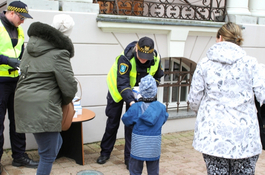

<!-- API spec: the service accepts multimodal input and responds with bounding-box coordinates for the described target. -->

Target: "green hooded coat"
[14,22,77,133]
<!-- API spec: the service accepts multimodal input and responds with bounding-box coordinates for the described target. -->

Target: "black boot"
[96,155,109,164]
[12,154,39,168]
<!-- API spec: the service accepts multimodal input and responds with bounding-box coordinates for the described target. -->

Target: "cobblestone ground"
[1,130,265,175]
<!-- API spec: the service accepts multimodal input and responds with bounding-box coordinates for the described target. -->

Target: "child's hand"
[130,101,135,106]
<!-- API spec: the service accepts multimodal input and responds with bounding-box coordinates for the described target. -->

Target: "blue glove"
[7,58,21,69]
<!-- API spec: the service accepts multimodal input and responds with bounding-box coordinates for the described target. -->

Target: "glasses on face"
[15,12,26,21]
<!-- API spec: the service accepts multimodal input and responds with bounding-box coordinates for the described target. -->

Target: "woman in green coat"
[14,14,77,175]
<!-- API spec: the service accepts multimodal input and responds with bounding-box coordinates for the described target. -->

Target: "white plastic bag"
[132,86,142,100]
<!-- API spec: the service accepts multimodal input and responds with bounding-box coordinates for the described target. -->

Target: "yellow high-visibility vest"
[0,21,24,77]
[107,51,160,103]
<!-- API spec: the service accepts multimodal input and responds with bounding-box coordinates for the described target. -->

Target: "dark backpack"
[255,97,265,150]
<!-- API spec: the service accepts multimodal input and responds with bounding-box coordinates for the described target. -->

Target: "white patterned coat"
[188,41,265,159]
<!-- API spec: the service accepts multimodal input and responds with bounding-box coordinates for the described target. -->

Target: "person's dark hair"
[216,22,243,46]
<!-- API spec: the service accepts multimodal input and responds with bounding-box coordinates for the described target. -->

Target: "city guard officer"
[97,36,164,170]
[0,1,38,173]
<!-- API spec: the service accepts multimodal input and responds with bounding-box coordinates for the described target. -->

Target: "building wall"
[3,10,188,150]
[1,1,265,150]
[184,25,265,63]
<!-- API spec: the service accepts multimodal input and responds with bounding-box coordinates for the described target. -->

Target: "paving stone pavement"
[1,130,265,175]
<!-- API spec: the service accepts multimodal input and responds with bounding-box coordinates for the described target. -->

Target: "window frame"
[157,57,191,110]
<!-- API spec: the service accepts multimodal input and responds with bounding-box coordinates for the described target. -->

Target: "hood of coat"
[206,41,246,65]
[26,22,74,58]
[140,101,162,126]
[125,41,137,54]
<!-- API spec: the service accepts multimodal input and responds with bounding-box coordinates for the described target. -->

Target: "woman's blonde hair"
[216,22,243,46]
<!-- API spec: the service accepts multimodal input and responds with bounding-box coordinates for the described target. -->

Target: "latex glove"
[7,58,21,69]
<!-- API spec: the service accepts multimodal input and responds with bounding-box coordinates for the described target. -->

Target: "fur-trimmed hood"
[27,22,74,58]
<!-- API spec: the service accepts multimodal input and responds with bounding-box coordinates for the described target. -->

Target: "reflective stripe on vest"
[107,51,160,103]
[0,21,24,77]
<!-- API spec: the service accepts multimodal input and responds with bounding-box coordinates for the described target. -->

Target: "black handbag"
[255,97,265,150]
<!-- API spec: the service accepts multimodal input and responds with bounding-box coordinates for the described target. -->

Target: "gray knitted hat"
[139,74,157,98]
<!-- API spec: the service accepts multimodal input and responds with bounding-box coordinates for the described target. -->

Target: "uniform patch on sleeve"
[119,63,129,75]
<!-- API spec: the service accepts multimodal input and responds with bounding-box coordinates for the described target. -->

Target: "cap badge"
[137,44,154,54]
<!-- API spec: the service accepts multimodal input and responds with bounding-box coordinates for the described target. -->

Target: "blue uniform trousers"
[100,91,133,161]
[0,82,26,160]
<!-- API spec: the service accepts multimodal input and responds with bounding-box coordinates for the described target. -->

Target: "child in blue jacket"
[122,74,169,175]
